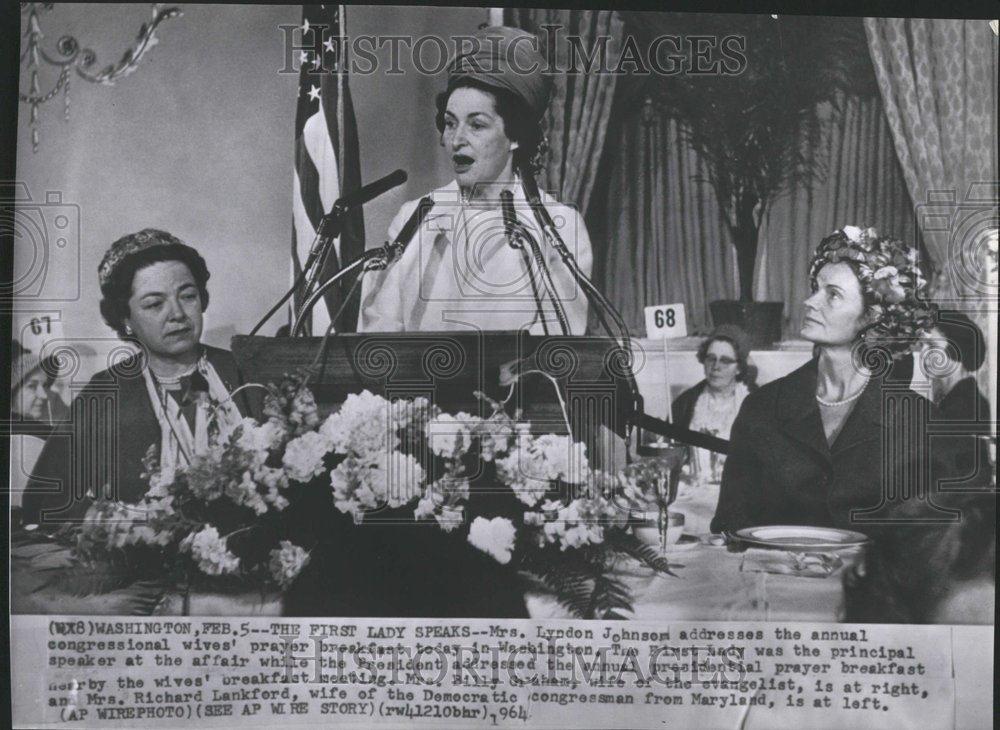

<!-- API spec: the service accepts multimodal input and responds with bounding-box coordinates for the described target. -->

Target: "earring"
[125,325,133,336]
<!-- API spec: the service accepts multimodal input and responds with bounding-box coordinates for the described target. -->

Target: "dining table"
[12,478,860,621]
[527,478,858,622]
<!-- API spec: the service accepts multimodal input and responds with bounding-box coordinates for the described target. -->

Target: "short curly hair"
[98,229,210,338]
[808,226,936,359]
[435,77,548,177]
[696,327,752,384]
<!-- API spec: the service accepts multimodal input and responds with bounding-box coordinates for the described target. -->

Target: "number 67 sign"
[644,303,687,339]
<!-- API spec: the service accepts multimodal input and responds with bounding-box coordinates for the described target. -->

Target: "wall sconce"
[19,3,183,153]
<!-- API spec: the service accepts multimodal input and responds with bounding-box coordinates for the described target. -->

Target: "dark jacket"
[672,379,757,430]
[936,376,992,483]
[711,357,967,536]
[938,377,990,422]
[671,381,706,430]
[22,345,253,529]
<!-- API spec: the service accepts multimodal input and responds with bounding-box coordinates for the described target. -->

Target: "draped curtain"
[865,19,998,410]
[599,92,915,337]
[508,9,624,213]
[601,106,739,334]
[756,94,916,337]
[864,19,998,304]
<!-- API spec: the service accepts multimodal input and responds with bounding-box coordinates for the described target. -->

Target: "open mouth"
[165,328,190,338]
[452,154,474,173]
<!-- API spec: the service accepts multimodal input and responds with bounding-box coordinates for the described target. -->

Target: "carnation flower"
[426,413,473,458]
[282,431,331,482]
[389,396,434,430]
[535,435,589,482]
[383,451,425,508]
[841,225,863,242]
[496,442,550,507]
[330,451,424,520]
[235,417,286,464]
[180,526,240,576]
[320,390,399,462]
[268,541,310,588]
[497,435,589,507]
[540,496,622,551]
[467,516,517,564]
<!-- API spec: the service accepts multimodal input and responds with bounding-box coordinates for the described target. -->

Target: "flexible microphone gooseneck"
[501,190,569,335]
[292,197,435,337]
[252,170,409,337]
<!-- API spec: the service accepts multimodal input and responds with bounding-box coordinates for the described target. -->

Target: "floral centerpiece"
[72,374,678,618]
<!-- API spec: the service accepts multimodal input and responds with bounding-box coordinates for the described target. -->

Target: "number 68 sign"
[644,303,688,339]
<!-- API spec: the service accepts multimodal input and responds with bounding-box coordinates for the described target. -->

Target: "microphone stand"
[291,243,395,336]
[519,175,644,450]
[520,176,732,455]
[292,196,436,336]
[292,201,351,332]
[500,190,570,336]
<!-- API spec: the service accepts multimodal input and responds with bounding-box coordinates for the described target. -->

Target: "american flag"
[292,4,365,334]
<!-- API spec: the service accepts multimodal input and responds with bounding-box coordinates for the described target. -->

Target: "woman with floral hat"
[710,225,945,535]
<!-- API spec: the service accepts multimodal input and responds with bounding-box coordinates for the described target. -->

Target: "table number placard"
[644,303,687,339]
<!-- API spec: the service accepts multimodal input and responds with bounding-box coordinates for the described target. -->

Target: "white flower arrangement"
[467,516,517,564]
[282,430,332,483]
[180,526,240,576]
[426,413,473,458]
[73,374,679,617]
[268,541,311,588]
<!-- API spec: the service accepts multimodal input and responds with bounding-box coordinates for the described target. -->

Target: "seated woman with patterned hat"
[711,225,957,536]
[23,229,253,529]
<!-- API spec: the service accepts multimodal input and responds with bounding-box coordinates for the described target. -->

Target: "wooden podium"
[231,332,638,466]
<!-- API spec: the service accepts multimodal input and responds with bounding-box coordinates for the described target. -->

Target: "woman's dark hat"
[98,228,188,291]
[448,26,552,119]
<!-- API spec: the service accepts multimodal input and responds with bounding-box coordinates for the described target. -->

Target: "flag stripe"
[291,4,364,334]
[295,139,324,231]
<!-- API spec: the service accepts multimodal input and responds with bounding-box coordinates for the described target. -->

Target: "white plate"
[734,525,869,550]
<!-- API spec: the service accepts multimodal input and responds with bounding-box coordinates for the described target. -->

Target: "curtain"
[599,92,915,338]
[509,9,624,213]
[864,18,998,303]
[866,19,998,409]
[755,94,916,337]
[600,104,739,335]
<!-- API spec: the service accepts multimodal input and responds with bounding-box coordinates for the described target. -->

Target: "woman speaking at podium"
[358,26,593,334]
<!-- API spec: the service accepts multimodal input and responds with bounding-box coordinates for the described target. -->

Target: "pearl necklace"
[150,360,198,387]
[816,379,868,407]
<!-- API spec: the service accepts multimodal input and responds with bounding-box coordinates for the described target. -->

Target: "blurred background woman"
[711,226,940,534]
[672,324,755,482]
[23,229,251,528]
[359,26,593,334]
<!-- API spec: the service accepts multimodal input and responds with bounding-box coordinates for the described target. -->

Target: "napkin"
[740,548,845,578]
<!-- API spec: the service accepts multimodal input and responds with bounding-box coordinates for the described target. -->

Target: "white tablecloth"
[528,477,847,622]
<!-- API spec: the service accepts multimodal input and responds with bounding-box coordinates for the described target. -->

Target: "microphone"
[328,168,407,215]
[380,196,434,264]
[520,172,556,231]
[500,189,567,334]
[500,190,521,247]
